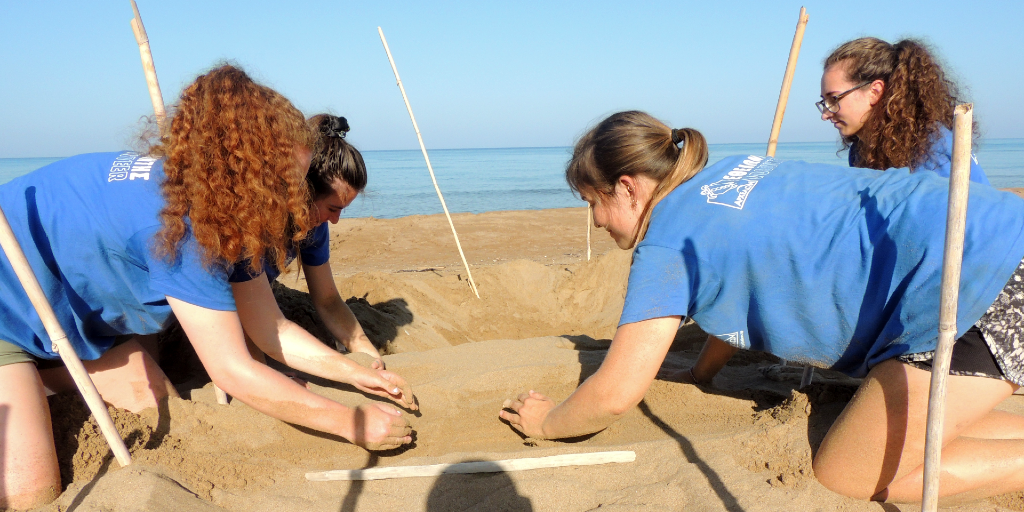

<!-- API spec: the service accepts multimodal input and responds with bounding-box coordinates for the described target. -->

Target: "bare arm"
[303,261,382,365]
[167,296,412,450]
[500,316,682,439]
[230,276,415,409]
[688,335,738,384]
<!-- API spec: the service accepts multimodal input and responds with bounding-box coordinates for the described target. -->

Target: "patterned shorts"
[897,257,1024,387]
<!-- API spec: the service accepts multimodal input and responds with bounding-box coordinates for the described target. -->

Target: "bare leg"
[812,359,1024,503]
[0,362,61,509]
[39,338,178,413]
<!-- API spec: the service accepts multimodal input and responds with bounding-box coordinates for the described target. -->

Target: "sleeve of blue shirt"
[228,222,331,283]
[918,127,991,185]
[619,244,707,326]
[299,222,331,267]
[140,227,237,311]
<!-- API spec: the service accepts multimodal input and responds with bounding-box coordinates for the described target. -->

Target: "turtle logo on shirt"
[700,156,779,209]
[717,330,749,349]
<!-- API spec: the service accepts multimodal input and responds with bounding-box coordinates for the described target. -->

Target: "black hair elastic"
[670,128,683,146]
[324,116,350,138]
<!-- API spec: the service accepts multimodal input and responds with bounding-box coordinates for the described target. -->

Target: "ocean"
[3,140,1022,219]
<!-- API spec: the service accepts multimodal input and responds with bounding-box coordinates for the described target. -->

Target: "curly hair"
[825,37,972,170]
[307,114,367,198]
[147,64,314,274]
[566,111,708,247]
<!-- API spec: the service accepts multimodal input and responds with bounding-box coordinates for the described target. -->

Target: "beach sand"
[29,206,1024,512]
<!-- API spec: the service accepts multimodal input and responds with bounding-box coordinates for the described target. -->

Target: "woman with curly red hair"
[0,65,415,509]
[817,37,990,184]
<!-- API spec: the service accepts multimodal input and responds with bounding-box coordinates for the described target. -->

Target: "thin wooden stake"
[0,208,131,467]
[306,450,635,481]
[921,103,974,511]
[766,6,809,157]
[129,1,231,405]
[586,205,592,261]
[214,385,229,405]
[129,0,165,131]
[378,27,480,298]
[769,7,811,381]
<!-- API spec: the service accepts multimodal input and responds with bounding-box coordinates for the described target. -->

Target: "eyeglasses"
[815,81,871,114]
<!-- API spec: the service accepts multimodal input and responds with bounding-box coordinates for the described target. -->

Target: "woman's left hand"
[500,390,555,438]
[349,339,385,370]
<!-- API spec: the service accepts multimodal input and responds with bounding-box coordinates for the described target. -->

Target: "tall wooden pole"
[0,210,131,466]
[766,6,809,157]
[129,1,227,404]
[129,0,166,131]
[586,206,592,261]
[768,7,811,384]
[921,103,974,511]
[378,27,480,298]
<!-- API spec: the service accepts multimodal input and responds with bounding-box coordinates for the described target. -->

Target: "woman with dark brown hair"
[818,37,990,184]
[0,65,415,509]
[501,110,1024,504]
[232,113,385,367]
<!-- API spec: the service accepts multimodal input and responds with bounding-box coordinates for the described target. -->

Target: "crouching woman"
[500,110,1024,504]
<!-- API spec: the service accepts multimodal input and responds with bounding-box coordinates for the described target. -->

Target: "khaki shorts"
[0,335,136,369]
[0,338,36,367]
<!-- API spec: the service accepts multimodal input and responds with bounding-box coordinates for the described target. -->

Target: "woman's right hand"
[349,367,418,411]
[351,403,413,451]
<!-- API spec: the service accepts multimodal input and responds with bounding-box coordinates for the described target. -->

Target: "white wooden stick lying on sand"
[921,103,974,511]
[129,0,166,131]
[306,450,636,481]
[378,26,480,299]
[0,208,132,467]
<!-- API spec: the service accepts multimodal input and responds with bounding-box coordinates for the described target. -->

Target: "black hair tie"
[670,128,683,146]
[324,116,350,138]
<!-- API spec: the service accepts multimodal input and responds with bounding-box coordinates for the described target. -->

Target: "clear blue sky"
[2,1,1022,157]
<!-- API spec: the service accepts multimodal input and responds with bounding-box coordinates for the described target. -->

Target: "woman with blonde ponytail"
[502,110,1024,503]
[818,37,989,184]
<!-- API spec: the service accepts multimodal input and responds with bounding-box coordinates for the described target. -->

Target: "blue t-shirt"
[0,152,244,360]
[620,155,1024,377]
[849,125,990,185]
[228,222,331,283]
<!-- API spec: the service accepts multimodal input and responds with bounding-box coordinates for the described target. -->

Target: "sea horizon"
[4,138,1023,220]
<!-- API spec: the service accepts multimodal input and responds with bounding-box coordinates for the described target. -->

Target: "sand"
[26,206,1024,512]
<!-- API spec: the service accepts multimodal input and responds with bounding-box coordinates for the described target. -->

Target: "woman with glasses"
[817,37,989,184]
[501,110,1024,504]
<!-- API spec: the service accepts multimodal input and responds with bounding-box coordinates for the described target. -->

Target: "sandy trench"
[24,206,1024,512]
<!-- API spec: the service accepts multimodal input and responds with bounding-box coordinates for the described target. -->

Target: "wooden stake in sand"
[921,103,974,511]
[378,27,480,299]
[587,205,592,261]
[306,450,635,481]
[129,1,229,405]
[0,208,132,467]
[766,6,813,388]
[129,0,166,131]
[765,6,809,158]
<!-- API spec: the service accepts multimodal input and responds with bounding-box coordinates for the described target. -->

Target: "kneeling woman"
[0,66,415,509]
[500,111,1024,503]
